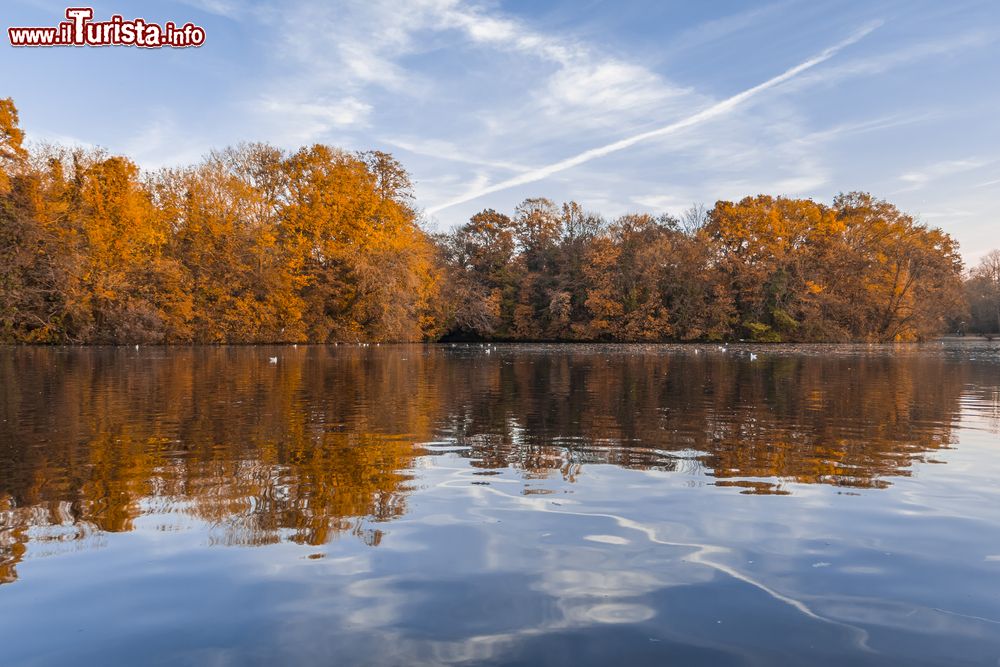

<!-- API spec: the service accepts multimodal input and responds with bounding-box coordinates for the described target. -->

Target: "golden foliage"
[0,101,440,343]
[0,99,971,344]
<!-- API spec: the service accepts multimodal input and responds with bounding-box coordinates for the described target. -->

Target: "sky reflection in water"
[1,343,999,665]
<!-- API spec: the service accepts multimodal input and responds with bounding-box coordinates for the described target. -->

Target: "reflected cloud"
[1,343,997,587]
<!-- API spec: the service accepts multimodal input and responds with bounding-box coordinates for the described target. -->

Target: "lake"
[1,343,999,665]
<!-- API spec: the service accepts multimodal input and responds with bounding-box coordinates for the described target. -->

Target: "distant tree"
[966,250,1000,334]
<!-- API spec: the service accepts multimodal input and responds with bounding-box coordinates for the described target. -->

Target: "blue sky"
[3,0,999,262]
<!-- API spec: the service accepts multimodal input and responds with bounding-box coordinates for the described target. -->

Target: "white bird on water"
[269,356,278,364]
[749,352,758,361]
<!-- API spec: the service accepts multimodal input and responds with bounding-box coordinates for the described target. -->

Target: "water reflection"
[439,349,974,494]
[0,343,997,588]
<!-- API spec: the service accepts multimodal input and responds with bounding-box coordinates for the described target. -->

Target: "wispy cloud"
[7,0,999,262]
[426,21,882,214]
[792,112,939,147]
[247,0,697,144]
[261,97,373,141]
[919,209,978,219]
[630,193,696,216]
[123,114,208,169]
[789,29,996,89]
[383,137,533,172]
[175,0,243,19]
[658,1,793,59]
[896,157,992,193]
[25,130,96,152]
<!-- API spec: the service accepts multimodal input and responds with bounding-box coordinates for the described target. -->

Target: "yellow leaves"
[485,290,503,320]
[0,98,27,195]
[585,289,624,327]
[0,108,444,343]
[0,95,969,344]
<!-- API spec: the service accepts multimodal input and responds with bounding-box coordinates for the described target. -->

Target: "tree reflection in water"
[1,344,995,584]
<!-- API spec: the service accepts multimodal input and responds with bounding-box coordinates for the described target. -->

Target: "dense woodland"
[0,98,995,344]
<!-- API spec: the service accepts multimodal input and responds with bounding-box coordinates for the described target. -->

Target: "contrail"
[427,21,882,215]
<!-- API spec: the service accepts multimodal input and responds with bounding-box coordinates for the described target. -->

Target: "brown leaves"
[442,193,966,343]
[0,97,972,345]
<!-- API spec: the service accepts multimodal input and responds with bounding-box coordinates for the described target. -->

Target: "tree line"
[0,98,993,343]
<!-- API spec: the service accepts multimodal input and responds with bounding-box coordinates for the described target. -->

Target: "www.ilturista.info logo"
[8,7,205,48]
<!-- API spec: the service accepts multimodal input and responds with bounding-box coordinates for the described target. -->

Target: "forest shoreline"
[2,336,988,347]
[2,98,998,346]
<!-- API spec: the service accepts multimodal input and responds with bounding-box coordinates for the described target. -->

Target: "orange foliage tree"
[0,98,970,344]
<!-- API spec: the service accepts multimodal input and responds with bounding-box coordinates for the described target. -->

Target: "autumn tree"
[700,193,964,342]
[549,202,603,338]
[282,145,438,342]
[70,154,193,341]
[442,193,963,343]
[705,196,842,341]
[0,98,26,194]
[0,99,971,345]
[966,249,1000,334]
[832,192,964,341]
[437,209,518,337]
[0,99,34,340]
[582,214,674,340]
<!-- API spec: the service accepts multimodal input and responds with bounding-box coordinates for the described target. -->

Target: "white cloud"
[790,30,996,89]
[427,21,880,214]
[657,2,793,58]
[261,96,373,142]
[25,130,96,152]
[161,0,995,263]
[919,209,978,219]
[896,158,991,193]
[631,193,693,213]
[383,136,533,172]
[246,0,697,140]
[176,0,243,19]
[543,60,689,121]
[120,114,207,170]
[792,113,939,147]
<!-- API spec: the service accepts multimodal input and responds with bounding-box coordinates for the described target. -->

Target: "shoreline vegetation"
[1,98,998,345]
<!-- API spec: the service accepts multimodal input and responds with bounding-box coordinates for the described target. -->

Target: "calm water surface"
[1,343,999,665]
